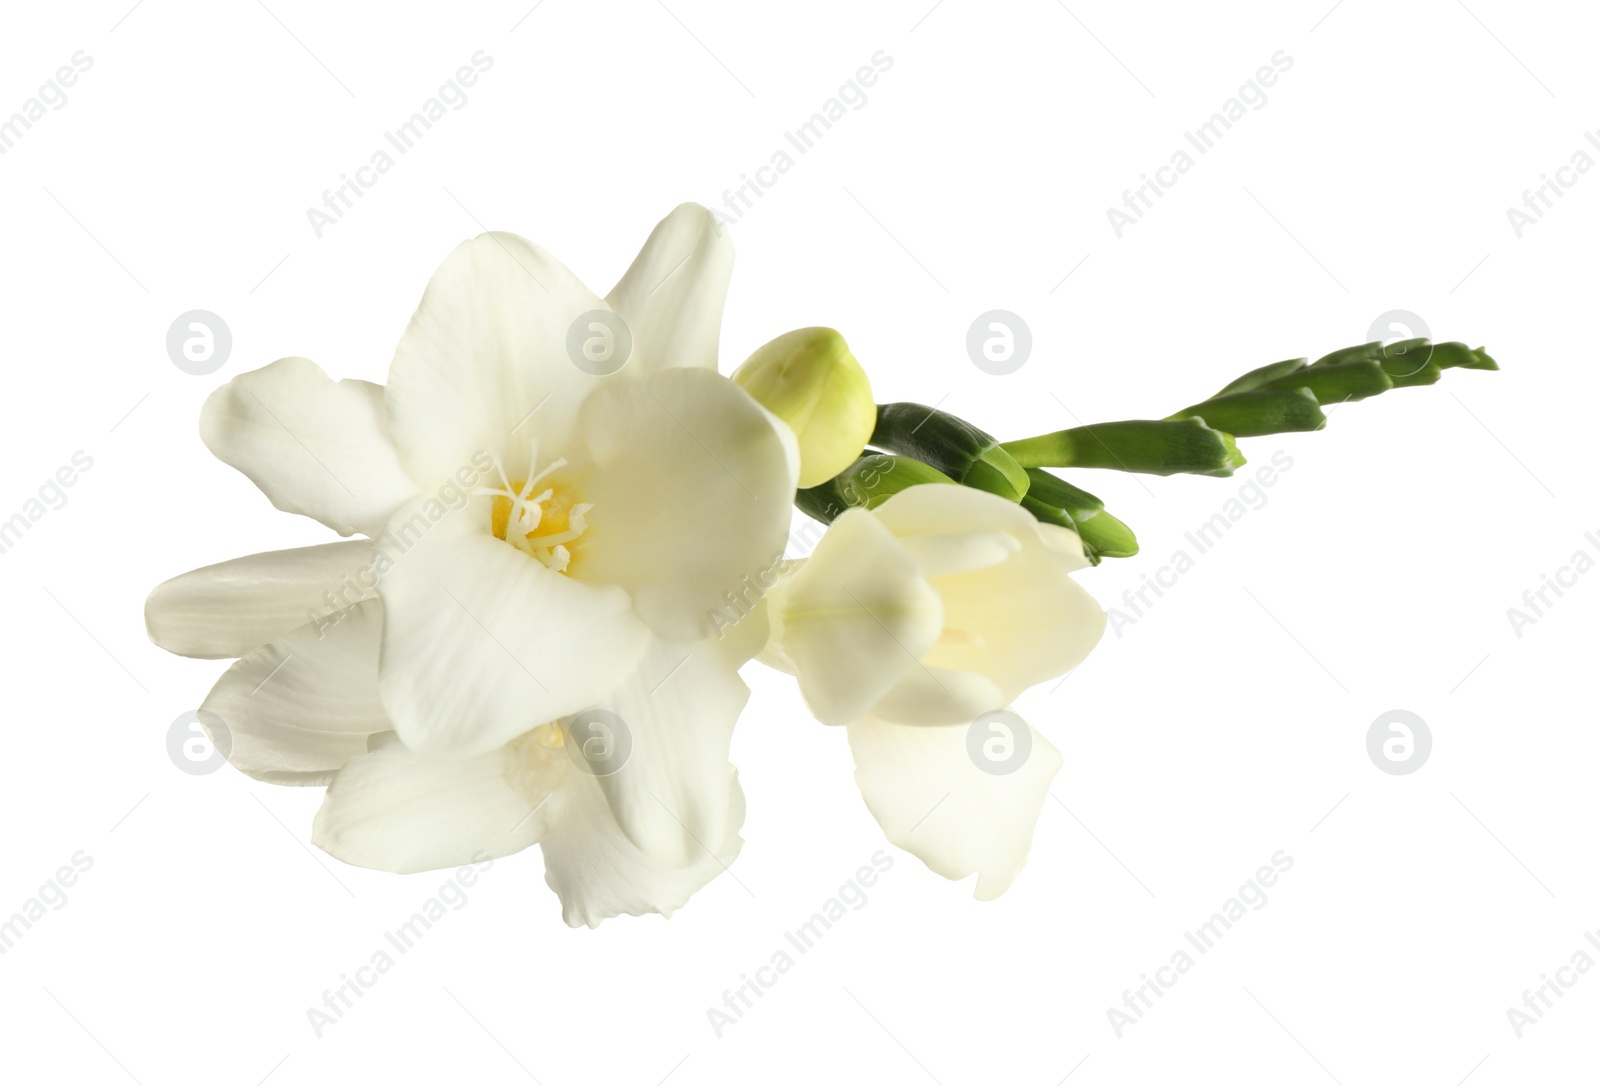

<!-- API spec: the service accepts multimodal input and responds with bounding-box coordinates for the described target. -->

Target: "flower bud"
[1019,468,1138,564]
[871,402,1030,501]
[733,327,876,488]
[764,483,1105,728]
[794,454,956,524]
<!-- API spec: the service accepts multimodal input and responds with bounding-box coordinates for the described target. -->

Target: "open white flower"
[148,205,795,921]
[196,205,795,760]
[759,483,1106,897]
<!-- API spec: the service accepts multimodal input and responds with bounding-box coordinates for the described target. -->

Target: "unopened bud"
[733,327,876,488]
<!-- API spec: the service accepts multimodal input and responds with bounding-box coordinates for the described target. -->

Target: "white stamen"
[547,545,571,573]
[481,446,590,571]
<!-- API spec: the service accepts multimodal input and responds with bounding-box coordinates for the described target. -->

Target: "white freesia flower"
[759,484,1106,897]
[147,204,796,923]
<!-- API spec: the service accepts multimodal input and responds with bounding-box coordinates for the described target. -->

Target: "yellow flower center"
[504,722,567,807]
[482,445,592,574]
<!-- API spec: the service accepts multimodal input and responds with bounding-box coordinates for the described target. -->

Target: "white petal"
[582,638,748,868]
[754,400,803,497]
[875,482,1086,574]
[898,530,1020,579]
[767,509,942,726]
[847,713,1062,899]
[200,357,417,537]
[605,203,733,373]
[870,665,1003,727]
[923,537,1105,704]
[383,232,610,491]
[313,732,563,874]
[874,484,1105,703]
[540,767,745,928]
[199,600,388,784]
[145,541,376,659]
[572,367,797,639]
[1033,520,1095,569]
[715,595,774,670]
[376,497,650,758]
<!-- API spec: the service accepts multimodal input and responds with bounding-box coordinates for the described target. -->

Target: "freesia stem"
[1173,340,1499,436]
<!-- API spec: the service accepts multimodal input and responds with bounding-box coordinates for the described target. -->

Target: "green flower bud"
[795,454,956,523]
[871,402,1030,501]
[733,327,876,488]
[1002,417,1245,478]
[1019,468,1139,564]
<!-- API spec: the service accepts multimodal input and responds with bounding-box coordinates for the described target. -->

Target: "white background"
[0,0,1594,1082]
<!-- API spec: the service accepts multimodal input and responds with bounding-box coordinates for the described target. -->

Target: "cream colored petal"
[869,665,1003,727]
[767,509,942,726]
[383,232,610,491]
[875,483,1089,573]
[145,540,375,659]
[200,357,418,537]
[847,712,1061,899]
[313,732,563,874]
[572,367,797,640]
[581,638,748,868]
[540,767,745,928]
[605,203,733,373]
[923,542,1105,704]
[200,599,388,784]
[898,530,1020,579]
[375,497,650,758]
[874,483,1106,704]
